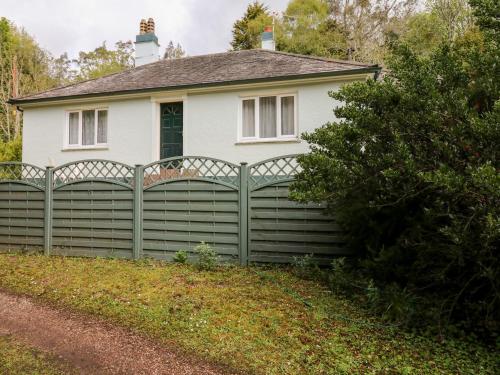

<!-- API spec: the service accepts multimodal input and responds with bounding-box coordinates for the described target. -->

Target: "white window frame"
[63,108,109,150]
[238,93,298,143]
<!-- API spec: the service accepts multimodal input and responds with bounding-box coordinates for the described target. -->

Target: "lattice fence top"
[52,160,134,188]
[143,157,239,188]
[249,155,302,190]
[0,162,46,189]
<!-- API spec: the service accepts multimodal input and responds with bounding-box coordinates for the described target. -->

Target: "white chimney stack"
[135,18,160,66]
[261,25,275,51]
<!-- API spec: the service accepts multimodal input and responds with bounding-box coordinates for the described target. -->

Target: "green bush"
[194,242,218,271]
[291,1,499,342]
[173,250,189,264]
[0,137,22,161]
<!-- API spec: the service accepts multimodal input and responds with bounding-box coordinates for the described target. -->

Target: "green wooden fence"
[0,156,350,265]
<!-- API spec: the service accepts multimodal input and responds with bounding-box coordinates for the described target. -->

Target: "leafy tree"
[231,1,272,50]
[163,41,186,60]
[50,52,77,85]
[326,0,417,62]
[0,17,56,150]
[399,0,475,56]
[73,41,134,81]
[276,0,348,59]
[291,0,499,339]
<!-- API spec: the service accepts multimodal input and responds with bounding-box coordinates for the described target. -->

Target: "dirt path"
[0,291,239,375]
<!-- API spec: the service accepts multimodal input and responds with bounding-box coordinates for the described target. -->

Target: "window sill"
[235,138,300,145]
[62,146,109,152]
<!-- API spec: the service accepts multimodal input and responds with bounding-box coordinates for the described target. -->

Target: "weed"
[173,250,189,264]
[194,242,218,271]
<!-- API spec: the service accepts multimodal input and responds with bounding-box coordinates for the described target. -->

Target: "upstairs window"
[240,94,296,141]
[66,109,108,148]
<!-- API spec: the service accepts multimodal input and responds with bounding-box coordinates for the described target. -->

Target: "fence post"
[133,164,143,260]
[239,162,249,266]
[43,167,53,256]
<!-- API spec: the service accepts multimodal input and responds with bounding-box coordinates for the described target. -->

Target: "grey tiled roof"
[11,49,378,104]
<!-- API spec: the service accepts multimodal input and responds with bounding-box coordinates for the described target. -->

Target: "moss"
[0,253,496,374]
[0,336,70,375]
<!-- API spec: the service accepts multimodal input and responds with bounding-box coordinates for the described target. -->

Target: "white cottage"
[10,20,379,166]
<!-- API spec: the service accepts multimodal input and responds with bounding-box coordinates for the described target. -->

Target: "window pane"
[82,110,95,145]
[68,112,79,144]
[242,100,255,137]
[281,96,295,136]
[259,96,276,138]
[97,110,107,143]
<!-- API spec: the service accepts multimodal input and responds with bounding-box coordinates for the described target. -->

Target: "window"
[240,94,296,141]
[66,109,108,148]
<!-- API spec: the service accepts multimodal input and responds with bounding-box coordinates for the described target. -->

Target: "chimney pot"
[140,19,147,35]
[147,18,155,34]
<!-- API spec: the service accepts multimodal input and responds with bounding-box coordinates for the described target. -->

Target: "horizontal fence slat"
[52,219,132,230]
[53,202,133,210]
[52,238,132,250]
[250,232,344,243]
[142,212,238,223]
[143,231,238,245]
[143,202,238,212]
[143,191,238,202]
[52,211,132,220]
[250,222,341,232]
[143,222,238,234]
[0,183,44,192]
[53,229,133,240]
[53,193,133,201]
[249,242,348,255]
[0,237,44,245]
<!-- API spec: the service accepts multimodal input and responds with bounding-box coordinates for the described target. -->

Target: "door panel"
[160,102,183,159]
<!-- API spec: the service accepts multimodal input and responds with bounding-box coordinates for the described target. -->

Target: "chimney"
[261,25,275,51]
[135,18,160,66]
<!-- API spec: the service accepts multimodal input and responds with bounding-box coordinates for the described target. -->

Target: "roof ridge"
[257,49,377,67]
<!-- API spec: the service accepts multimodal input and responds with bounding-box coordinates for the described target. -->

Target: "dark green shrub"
[291,1,499,341]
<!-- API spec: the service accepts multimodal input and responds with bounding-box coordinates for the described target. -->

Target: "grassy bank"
[0,336,69,375]
[0,253,496,374]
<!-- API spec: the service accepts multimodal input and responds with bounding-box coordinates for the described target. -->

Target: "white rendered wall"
[22,98,154,167]
[135,41,160,66]
[184,81,347,164]
[22,80,355,167]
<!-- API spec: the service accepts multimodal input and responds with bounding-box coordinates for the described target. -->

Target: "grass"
[0,253,497,375]
[0,335,70,375]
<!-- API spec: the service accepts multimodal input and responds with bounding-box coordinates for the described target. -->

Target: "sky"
[1,0,290,58]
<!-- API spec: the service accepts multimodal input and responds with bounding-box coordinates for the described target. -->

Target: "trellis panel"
[51,181,134,258]
[142,179,240,261]
[0,183,45,250]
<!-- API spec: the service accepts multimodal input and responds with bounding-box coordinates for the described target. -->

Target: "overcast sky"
[1,0,289,58]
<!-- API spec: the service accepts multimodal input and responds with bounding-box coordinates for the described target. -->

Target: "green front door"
[160,102,183,159]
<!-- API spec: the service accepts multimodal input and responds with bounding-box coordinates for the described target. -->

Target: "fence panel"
[50,160,135,258]
[142,157,240,262]
[0,163,46,250]
[248,156,348,265]
[0,155,348,264]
